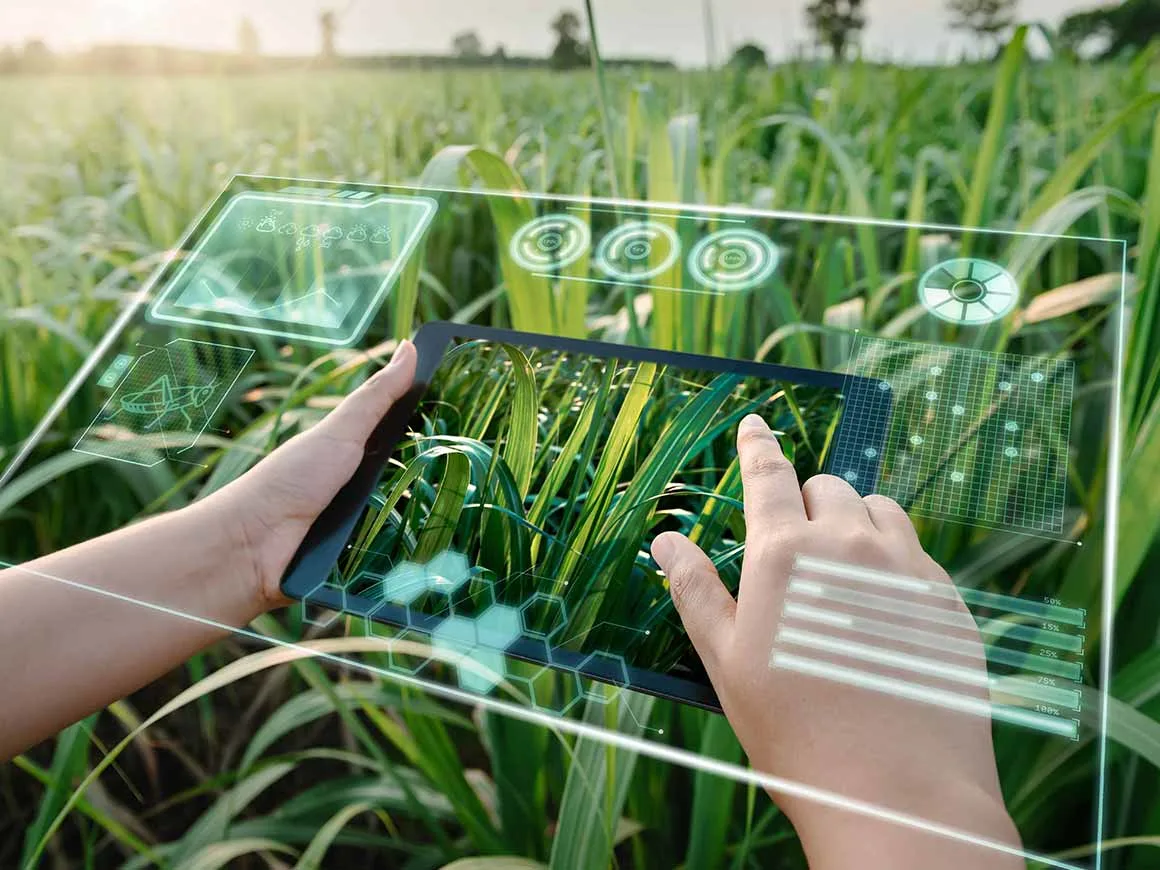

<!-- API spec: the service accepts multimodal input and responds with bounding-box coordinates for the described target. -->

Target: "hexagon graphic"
[578,652,631,703]
[504,662,555,707]
[382,561,427,605]
[476,604,522,651]
[424,549,471,595]
[387,627,436,676]
[431,614,479,656]
[457,647,506,694]
[519,592,568,640]
[300,578,342,628]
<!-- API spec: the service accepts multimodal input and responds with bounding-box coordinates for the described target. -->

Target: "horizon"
[1,0,1113,66]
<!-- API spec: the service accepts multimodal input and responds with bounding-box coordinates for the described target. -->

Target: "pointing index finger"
[737,414,807,529]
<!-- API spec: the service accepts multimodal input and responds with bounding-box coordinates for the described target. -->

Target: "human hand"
[203,340,417,614]
[650,413,1022,869]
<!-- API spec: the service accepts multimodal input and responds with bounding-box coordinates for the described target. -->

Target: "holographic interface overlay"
[830,335,1075,537]
[771,554,1086,741]
[501,206,782,296]
[919,257,1019,326]
[147,190,436,346]
[73,338,253,468]
[304,335,880,711]
[0,557,1076,870]
[5,176,1123,870]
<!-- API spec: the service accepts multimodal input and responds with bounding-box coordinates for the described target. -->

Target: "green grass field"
[3,29,1160,868]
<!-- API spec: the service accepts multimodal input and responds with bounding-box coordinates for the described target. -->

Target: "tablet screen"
[314,326,887,707]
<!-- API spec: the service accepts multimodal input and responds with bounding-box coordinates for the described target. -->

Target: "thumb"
[651,531,736,673]
[314,339,417,445]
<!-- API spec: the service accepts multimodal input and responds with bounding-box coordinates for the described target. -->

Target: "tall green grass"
[3,31,1160,868]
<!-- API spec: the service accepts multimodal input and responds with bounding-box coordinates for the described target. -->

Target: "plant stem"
[584,0,621,199]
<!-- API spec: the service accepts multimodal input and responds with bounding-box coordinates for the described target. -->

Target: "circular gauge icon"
[509,214,591,272]
[919,258,1019,325]
[595,220,680,282]
[687,228,779,292]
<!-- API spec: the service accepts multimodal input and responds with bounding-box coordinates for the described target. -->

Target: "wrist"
[182,494,280,624]
[780,778,1021,870]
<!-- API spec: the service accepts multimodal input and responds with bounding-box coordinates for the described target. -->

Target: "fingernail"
[651,532,676,565]
[740,413,769,433]
[386,339,414,369]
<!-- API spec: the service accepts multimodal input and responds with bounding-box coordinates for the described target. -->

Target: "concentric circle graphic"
[687,228,780,292]
[594,220,680,282]
[509,214,591,272]
[919,258,1019,325]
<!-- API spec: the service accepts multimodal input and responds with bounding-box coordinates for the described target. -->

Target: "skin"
[0,340,416,759]
[0,343,1021,867]
[650,413,1023,869]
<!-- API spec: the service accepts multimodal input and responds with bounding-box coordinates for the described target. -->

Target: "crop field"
[2,30,1160,869]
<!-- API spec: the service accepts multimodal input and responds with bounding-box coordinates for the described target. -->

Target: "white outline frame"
[0,174,1128,870]
[72,338,254,468]
[146,191,438,347]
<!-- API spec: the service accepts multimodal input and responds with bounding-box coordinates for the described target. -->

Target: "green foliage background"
[3,28,1160,869]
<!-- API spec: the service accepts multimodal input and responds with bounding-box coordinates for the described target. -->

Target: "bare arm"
[0,341,416,761]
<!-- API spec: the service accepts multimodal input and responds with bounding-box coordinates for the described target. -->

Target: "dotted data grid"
[833,336,1075,536]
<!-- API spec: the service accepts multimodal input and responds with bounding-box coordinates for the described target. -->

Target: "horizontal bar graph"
[772,555,1087,740]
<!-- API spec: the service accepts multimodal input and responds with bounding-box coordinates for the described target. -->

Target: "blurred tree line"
[731,0,1159,66]
[0,6,670,76]
[3,0,1157,77]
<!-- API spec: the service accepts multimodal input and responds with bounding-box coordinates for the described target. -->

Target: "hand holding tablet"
[279,322,892,709]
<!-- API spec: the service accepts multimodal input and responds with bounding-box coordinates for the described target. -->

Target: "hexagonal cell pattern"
[519,592,568,639]
[382,561,427,605]
[431,614,478,655]
[578,652,630,703]
[388,627,435,676]
[457,647,506,694]
[424,549,471,594]
[300,578,342,628]
[476,604,521,651]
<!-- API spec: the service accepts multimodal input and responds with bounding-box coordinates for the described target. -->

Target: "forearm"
[0,499,264,760]
[781,784,1024,870]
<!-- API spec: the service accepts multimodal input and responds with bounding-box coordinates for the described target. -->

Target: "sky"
[0,0,1114,65]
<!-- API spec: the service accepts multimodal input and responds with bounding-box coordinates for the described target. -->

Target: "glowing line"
[783,602,854,628]
[795,554,932,593]
[0,559,1080,869]
[252,173,1120,244]
[794,554,1086,627]
[776,627,1081,711]
[532,272,730,298]
[770,652,1078,740]
[565,204,747,224]
[1094,232,1130,870]
[790,577,1084,653]
[976,618,1084,654]
[787,577,977,631]
[782,602,1083,681]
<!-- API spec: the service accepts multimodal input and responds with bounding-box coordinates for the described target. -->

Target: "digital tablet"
[281,322,892,710]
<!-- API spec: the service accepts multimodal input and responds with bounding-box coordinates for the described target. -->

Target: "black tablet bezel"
[280,321,893,712]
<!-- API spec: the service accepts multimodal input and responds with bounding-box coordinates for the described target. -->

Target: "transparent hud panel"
[1,175,1125,869]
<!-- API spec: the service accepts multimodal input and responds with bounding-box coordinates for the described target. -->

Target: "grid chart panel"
[830,336,1075,535]
[73,339,254,468]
